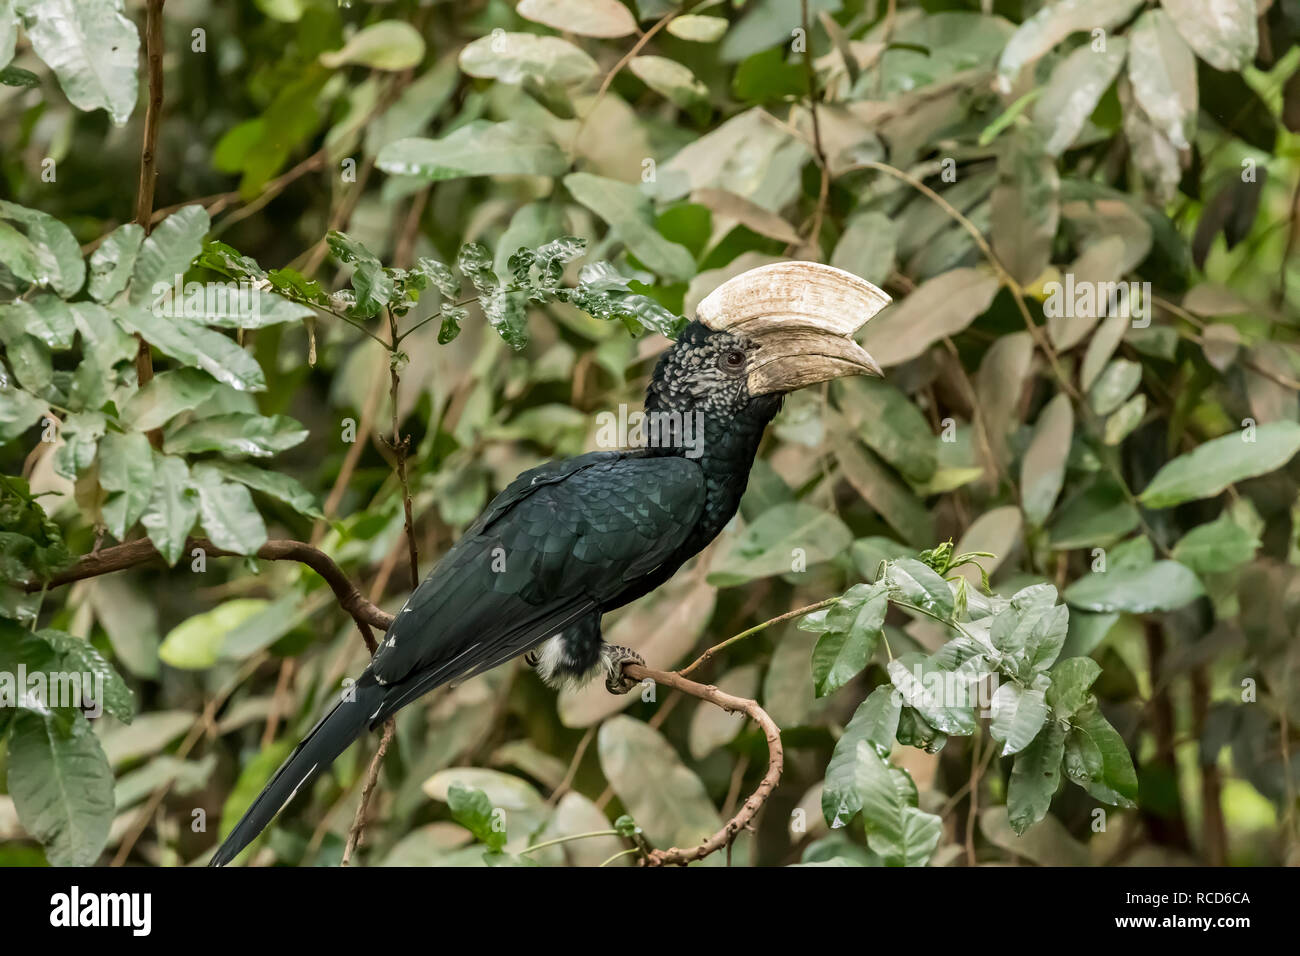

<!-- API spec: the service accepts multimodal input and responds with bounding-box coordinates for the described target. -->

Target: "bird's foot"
[601,644,645,695]
[524,648,541,669]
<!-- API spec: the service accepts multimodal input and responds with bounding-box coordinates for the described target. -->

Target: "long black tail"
[209,672,388,866]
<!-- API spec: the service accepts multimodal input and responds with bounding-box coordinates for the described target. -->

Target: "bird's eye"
[719,349,746,373]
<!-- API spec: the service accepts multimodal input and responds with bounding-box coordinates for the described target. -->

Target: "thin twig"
[621,663,782,867]
[26,536,394,636]
[132,0,167,446]
[679,597,837,678]
[340,718,395,866]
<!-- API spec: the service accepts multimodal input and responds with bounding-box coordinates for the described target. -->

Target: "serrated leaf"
[98,430,154,540]
[192,466,267,555]
[127,205,210,305]
[141,453,197,566]
[7,709,114,866]
[113,305,265,392]
[87,222,144,302]
[163,412,307,458]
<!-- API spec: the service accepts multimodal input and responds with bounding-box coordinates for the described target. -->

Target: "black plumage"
[211,278,883,865]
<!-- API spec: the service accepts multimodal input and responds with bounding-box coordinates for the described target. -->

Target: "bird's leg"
[600,643,645,695]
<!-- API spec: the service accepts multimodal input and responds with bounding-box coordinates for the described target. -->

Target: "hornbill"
[210,261,889,866]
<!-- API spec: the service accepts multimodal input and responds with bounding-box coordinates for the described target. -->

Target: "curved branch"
[621,663,783,867]
[26,536,394,633]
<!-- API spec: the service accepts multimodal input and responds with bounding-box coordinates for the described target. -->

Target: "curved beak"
[695,261,890,396]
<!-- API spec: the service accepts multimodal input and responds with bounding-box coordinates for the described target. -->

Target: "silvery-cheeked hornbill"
[210,261,890,866]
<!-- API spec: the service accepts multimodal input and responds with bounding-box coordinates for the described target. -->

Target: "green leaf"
[192,466,268,556]
[163,412,308,458]
[989,682,1049,756]
[1161,0,1257,71]
[853,742,942,867]
[667,14,728,43]
[98,430,154,540]
[997,0,1143,84]
[597,715,722,855]
[1072,701,1138,807]
[7,710,114,866]
[1088,358,1141,415]
[1064,559,1204,613]
[320,20,425,71]
[1020,393,1073,526]
[1048,477,1140,549]
[989,585,1068,672]
[991,129,1060,285]
[886,558,955,620]
[34,628,135,722]
[0,64,38,87]
[217,738,293,856]
[458,32,597,88]
[835,440,933,546]
[1139,421,1300,508]
[811,586,887,697]
[887,653,978,737]
[159,598,267,670]
[326,231,393,317]
[563,173,696,282]
[87,222,144,302]
[837,377,935,484]
[1,294,75,349]
[206,460,323,520]
[0,386,46,444]
[113,305,265,392]
[1045,657,1101,719]
[127,205,210,305]
[1171,513,1260,574]
[447,784,508,852]
[517,0,636,38]
[707,502,852,587]
[0,200,86,296]
[831,211,897,287]
[122,368,219,432]
[377,121,568,181]
[821,686,901,828]
[1006,720,1065,834]
[1063,726,1104,787]
[1033,39,1128,155]
[629,55,709,115]
[1127,10,1197,151]
[858,268,999,368]
[51,411,105,479]
[19,0,139,125]
[1103,393,1146,446]
[141,453,198,566]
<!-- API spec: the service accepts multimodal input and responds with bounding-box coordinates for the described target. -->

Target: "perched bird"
[210,261,889,866]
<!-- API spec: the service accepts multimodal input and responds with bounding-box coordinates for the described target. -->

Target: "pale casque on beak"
[695,261,891,395]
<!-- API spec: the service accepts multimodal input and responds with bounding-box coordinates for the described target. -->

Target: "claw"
[601,644,645,695]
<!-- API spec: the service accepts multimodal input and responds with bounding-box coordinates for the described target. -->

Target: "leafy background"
[1,0,1298,867]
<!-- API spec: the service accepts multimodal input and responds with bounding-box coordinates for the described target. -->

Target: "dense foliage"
[0,0,1298,867]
